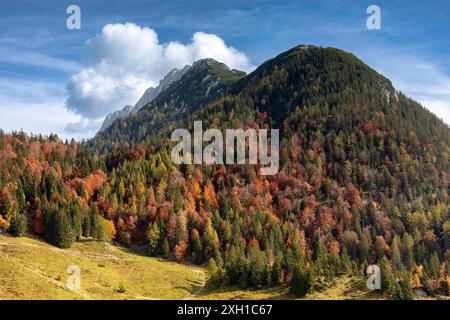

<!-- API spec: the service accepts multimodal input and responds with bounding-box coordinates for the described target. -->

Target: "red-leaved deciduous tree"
[174,241,187,261]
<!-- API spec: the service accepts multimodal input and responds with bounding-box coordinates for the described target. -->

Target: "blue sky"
[0,0,449,140]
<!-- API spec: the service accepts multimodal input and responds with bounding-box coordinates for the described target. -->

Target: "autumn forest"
[0,46,449,299]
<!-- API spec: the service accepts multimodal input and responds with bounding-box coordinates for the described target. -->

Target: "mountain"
[93,58,246,149]
[98,104,134,133]
[92,45,449,161]
[150,58,246,114]
[98,65,192,133]
[1,45,449,300]
[88,45,449,295]
[97,59,245,136]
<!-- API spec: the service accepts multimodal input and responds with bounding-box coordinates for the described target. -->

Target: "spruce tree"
[161,238,170,258]
[82,214,91,238]
[191,234,204,264]
[206,258,222,288]
[44,207,56,243]
[395,271,414,300]
[10,213,28,237]
[70,201,83,241]
[89,205,99,238]
[1,194,11,218]
[271,258,283,285]
[290,265,312,297]
[340,247,352,274]
[55,211,74,248]
[380,257,396,297]
[391,235,403,271]
[145,222,160,257]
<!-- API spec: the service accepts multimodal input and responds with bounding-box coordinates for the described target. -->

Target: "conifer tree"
[1,193,12,218]
[161,238,170,258]
[10,213,28,237]
[82,214,91,238]
[145,222,160,257]
[206,258,222,288]
[55,211,74,248]
[290,265,312,297]
[191,233,204,264]
[70,201,83,241]
[380,257,396,297]
[395,271,414,300]
[392,235,402,271]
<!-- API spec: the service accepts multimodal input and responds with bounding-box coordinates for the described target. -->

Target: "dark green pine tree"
[161,238,170,258]
[191,234,204,264]
[379,256,396,297]
[394,271,414,300]
[55,211,74,249]
[206,258,222,289]
[82,213,91,238]
[69,201,83,241]
[88,204,105,239]
[43,205,56,243]
[1,193,12,217]
[10,213,28,237]
[289,265,312,297]
[271,257,283,285]
[89,205,98,238]
[248,247,268,288]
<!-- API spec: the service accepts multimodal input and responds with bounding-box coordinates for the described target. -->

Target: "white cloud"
[65,23,254,120]
[65,118,103,136]
[0,78,91,141]
[0,99,83,140]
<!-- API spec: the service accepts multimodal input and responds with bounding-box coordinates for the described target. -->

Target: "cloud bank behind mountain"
[65,23,254,121]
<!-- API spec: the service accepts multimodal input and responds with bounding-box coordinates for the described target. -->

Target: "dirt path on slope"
[0,249,92,299]
[0,241,120,260]
[182,270,209,300]
[0,239,204,300]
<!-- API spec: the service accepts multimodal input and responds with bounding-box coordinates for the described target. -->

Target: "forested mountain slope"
[91,58,246,152]
[1,45,449,299]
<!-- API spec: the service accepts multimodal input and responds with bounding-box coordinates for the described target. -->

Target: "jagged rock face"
[132,87,156,113]
[148,58,246,115]
[98,104,134,133]
[97,59,245,134]
[131,65,191,113]
[98,65,191,133]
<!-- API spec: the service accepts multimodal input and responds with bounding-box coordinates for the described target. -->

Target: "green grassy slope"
[1,235,447,300]
[0,234,206,300]
[197,276,382,300]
